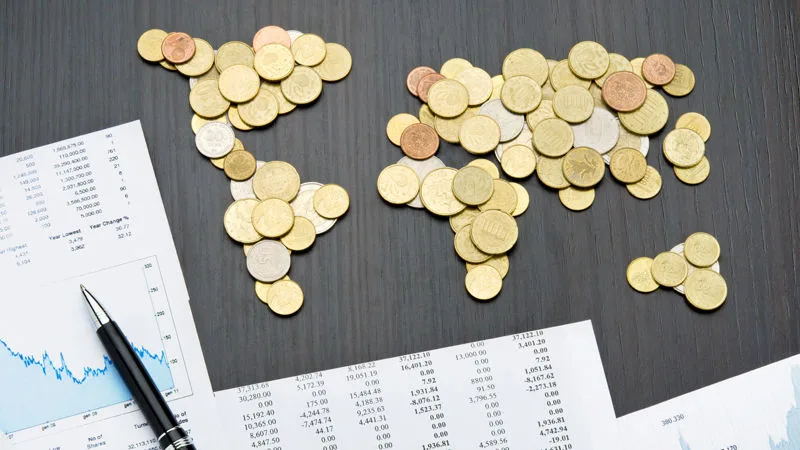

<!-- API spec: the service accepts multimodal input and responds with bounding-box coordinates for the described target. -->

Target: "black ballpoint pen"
[80,285,197,450]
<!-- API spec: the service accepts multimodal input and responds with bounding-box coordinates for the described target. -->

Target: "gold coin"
[386,113,420,146]
[454,67,493,106]
[255,275,290,304]
[478,180,517,214]
[562,147,605,187]
[223,199,262,244]
[663,128,705,168]
[594,53,632,87]
[261,82,296,114]
[501,145,537,178]
[568,41,610,80]
[219,65,261,103]
[549,59,591,91]
[253,161,301,201]
[626,166,662,199]
[280,216,316,251]
[674,156,710,185]
[618,89,669,135]
[536,155,570,189]
[452,166,494,206]
[532,117,573,157]
[588,82,608,110]
[684,269,727,311]
[175,38,215,76]
[526,100,556,130]
[224,150,257,181]
[377,164,420,204]
[606,124,645,162]
[418,104,436,127]
[490,75,504,100]
[502,48,548,85]
[553,85,594,123]
[509,182,529,216]
[254,44,295,81]
[558,187,595,211]
[434,107,477,143]
[626,257,659,293]
[280,66,323,104]
[215,41,255,72]
[313,184,350,219]
[191,113,227,134]
[609,147,647,184]
[454,225,491,263]
[651,251,688,287]
[292,33,327,66]
[420,168,466,216]
[210,156,225,169]
[160,59,177,72]
[630,57,654,88]
[312,43,352,81]
[541,78,555,101]
[238,88,279,127]
[459,115,501,154]
[675,112,711,141]
[471,210,518,254]
[228,106,253,131]
[440,58,473,78]
[684,232,721,268]
[449,207,480,233]
[465,265,502,301]
[137,29,167,62]
[192,66,220,86]
[189,80,231,118]
[500,75,542,114]
[467,158,500,179]
[252,198,295,238]
[466,255,509,279]
[427,79,469,118]
[232,138,245,152]
[663,64,695,97]
[265,280,304,315]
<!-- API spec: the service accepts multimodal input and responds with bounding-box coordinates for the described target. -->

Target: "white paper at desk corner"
[0,121,222,448]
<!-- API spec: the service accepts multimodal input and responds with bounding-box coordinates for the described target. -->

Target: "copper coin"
[161,32,196,64]
[406,67,437,96]
[641,54,676,86]
[417,73,446,103]
[601,72,648,112]
[253,25,291,51]
[400,123,440,160]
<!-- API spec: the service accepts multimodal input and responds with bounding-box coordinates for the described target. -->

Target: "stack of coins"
[627,232,727,311]
[138,27,352,314]
[388,42,712,215]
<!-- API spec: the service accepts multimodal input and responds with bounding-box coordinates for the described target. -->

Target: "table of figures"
[215,321,617,450]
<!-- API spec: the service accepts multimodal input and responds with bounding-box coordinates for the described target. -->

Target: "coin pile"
[137,26,352,314]
[388,42,712,214]
[627,232,727,311]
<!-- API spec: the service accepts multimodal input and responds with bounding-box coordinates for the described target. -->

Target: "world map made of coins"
[138,27,352,316]
[380,41,718,303]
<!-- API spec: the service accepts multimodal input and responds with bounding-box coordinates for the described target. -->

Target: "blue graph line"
[770,366,800,450]
[0,336,174,433]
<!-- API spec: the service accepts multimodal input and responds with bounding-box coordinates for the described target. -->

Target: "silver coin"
[290,182,337,234]
[478,99,524,142]
[397,155,445,208]
[603,125,649,165]
[247,240,291,282]
[195,122,235,158]
[287,30,304,44]
[670,243,721,295]
[571,107,619,154]
[495,125,532,162]
[230,161,265,200]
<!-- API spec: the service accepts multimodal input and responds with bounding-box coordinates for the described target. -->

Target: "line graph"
[0,256,191,435]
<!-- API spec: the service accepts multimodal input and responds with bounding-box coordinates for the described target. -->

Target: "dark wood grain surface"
[2,0,799,418]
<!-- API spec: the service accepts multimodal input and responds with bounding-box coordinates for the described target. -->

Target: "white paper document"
[618,354,800,450]
[0,121,221,448]
[215,320,617,450]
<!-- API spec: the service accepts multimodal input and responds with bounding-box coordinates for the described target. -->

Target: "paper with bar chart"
[618,354,800,450]
[0,121,220,448]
